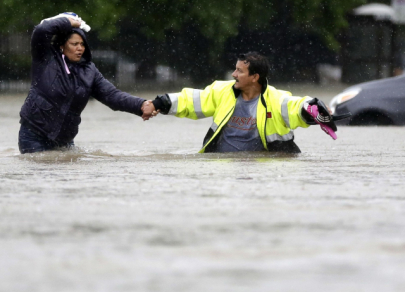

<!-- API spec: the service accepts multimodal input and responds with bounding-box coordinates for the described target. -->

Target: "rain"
[1,1,405,291]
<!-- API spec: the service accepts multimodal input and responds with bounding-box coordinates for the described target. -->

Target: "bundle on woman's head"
[41,12,91,32]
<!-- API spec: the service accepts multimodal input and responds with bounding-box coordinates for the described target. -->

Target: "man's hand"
[141,100,160,121]
[152,94,172,115]
[302,98,351,140]
[302,98,338,139]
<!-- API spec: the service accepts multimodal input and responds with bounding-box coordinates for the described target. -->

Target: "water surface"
[1,86,404,292]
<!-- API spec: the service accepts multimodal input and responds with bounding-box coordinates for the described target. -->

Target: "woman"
[18,13,154,154]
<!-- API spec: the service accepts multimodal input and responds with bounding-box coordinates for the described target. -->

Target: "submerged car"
[330,75,405,125]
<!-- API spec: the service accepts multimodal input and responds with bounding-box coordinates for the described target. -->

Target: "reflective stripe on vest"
[281,96,293,128]
[266,131,294,142]
[210,122,218,132]
[193,89,205,119]
[168,93,179,115]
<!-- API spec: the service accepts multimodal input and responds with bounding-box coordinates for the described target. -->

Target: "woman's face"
[60,33,85,62]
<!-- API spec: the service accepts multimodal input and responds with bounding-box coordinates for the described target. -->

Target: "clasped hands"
[141,100,160,121]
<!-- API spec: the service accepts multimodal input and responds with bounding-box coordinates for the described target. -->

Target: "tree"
[0,0,368,83]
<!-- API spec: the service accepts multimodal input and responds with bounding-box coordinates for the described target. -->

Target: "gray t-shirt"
[215,95,265,152]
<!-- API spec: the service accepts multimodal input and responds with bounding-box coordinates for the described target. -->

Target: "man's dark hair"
[237,52,269,86]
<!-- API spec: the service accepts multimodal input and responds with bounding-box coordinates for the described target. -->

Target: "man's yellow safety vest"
[166,80,311,153]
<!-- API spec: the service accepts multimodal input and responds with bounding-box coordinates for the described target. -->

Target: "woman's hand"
[141,100,160,121]
[68,17,81,28]
[40,13,90,31]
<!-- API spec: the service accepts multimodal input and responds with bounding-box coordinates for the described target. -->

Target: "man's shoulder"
[264,85,292,98]
[210,80,235,89]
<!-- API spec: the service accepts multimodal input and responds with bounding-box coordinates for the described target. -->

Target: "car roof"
[345,75,405,92]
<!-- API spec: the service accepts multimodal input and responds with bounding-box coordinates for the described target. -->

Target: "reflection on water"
[1,92,405,292]
[14,146,301,164]
[17,147,115,163]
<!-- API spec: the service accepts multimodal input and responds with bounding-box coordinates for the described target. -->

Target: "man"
[143,52,348,153]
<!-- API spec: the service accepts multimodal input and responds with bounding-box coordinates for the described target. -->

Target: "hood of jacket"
[53,27,92,63]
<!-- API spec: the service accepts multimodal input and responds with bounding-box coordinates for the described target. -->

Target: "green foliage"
[0,0,375,82]
[290,0,367,49]
[1,0,366,45]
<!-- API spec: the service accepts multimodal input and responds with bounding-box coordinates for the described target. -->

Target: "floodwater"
[1,84,405,292]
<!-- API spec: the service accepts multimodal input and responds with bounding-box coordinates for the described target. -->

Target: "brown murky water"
[1,84,405,292]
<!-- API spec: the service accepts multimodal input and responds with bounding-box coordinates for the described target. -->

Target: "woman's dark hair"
[237,52,269,86]
[51,31,79,48]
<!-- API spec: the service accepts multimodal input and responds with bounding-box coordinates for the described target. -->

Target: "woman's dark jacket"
[20,18,145,143]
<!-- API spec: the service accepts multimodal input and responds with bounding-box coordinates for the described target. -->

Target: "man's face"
[232,60,257,91]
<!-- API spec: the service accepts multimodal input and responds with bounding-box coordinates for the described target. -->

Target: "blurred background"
[1,0,405,93]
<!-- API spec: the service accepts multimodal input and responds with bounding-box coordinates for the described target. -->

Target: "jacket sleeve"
[166,81,220,119]
[31,17,72,61]
[274,89,312,130]
[91,67,146,116]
